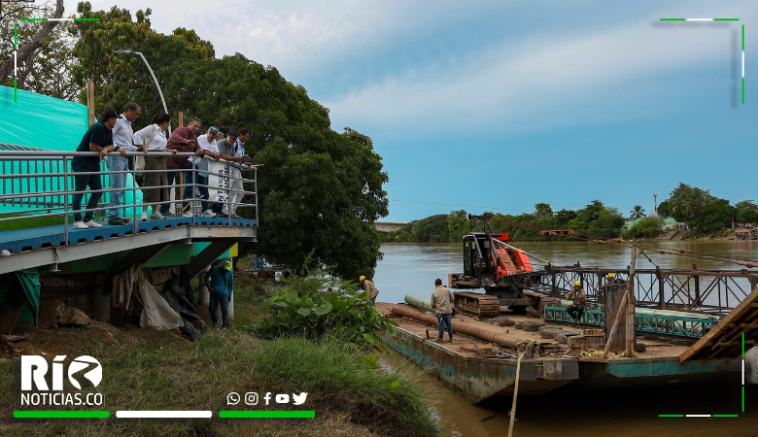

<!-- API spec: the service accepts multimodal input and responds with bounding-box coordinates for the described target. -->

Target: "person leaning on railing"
[194,126,223,217]
[132,113,176,221]
[161,118,204,218]
[71,108,124,229]
[105,102,141,226]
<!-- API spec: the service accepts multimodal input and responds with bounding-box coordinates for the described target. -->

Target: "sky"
[64,0,758,222]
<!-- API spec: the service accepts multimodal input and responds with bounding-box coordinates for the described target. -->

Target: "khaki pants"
[223,166,243,216]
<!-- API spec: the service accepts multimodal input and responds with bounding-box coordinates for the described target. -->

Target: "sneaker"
[121,218,131,224]
[183,211,194,218]
[140,212,148,222]
[450,339,458,344]
[108,217,125,226]
[231,214,242,219]
[149,212,165,220]
[201,210,216,218]
[74,221,89,229]
[84,220,102,228]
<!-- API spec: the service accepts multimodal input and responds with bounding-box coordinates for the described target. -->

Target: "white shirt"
[194,134,218,169]
[133,124,168,151]
[112,115,136,151]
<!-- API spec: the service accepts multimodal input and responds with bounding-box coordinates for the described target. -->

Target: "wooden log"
[86,81,95,126]
[391,305,527,349]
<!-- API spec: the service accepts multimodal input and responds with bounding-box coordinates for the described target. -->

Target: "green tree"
[71,2,388,279]
[622,217,662,238]
[534,203,554,223]
[629,205,646,220]
[736,200,758,225]
[663,183,733,233]
[0,0,78,99]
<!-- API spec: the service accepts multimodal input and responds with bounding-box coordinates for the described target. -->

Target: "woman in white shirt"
[133,113,175,221]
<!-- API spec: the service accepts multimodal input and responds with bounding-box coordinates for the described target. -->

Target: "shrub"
[251,266,398,353]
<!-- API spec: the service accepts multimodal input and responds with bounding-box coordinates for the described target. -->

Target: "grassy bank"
[0,277,442,437]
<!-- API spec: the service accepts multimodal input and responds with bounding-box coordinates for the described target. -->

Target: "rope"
[507,352,524,437]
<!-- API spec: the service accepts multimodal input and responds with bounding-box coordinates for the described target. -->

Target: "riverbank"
[0,278,442,437]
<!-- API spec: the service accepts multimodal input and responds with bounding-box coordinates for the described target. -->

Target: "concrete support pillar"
[89,286,111,323]
[199,268,210,306]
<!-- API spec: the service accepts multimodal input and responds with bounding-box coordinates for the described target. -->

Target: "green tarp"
[0,84,142,217]
[0,269,41,325]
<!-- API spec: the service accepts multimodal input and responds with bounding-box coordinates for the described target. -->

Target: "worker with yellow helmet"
[359,275,380,304]
[565,280,586,325]
[606,272,625,285]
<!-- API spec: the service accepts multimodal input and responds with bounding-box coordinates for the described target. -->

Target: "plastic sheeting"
[0,268,41,325]
[0,85,88,149]
[139,278,184,330]
[0,85,142,216]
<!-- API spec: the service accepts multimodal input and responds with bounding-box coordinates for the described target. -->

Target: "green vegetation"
[252,266,398,352]
[657,183,756,235]
[384,200,625,243]
[64,3,389,280]
[0,278,440,437]
[622,217,663,239]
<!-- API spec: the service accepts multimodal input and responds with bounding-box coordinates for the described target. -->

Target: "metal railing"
[0,145,258,247]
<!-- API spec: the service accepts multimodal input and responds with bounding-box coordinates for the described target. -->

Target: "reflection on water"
[375,242,758,437]
[374,241,758,308]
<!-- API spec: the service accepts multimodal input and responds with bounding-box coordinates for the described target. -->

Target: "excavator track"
[454,292,500,318]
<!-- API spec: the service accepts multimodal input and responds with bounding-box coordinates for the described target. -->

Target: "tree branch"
[0,0,64,84]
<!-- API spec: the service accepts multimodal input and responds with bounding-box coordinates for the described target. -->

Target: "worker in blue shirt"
[205,260,234,329]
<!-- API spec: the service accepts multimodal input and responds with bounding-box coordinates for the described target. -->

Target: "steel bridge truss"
[531,265,758,316]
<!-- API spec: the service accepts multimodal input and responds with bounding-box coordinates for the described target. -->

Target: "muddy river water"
[374,242,758,437]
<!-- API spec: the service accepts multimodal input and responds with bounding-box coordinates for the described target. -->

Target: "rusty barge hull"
[379,303,734,404]
[382,324,578,403]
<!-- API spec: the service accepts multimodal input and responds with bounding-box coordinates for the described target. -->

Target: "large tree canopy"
[71,2,389,279]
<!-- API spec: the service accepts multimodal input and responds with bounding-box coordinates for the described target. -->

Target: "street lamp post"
[113,49,171,135]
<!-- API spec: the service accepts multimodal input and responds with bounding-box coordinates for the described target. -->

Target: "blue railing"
[0,145,258,248]
[544,306,719,338]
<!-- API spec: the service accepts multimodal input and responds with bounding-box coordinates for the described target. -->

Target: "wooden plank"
[680,285,758,362]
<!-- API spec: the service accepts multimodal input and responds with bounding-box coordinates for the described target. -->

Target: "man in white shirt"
[195,126,222,216]
[106,102,140,225]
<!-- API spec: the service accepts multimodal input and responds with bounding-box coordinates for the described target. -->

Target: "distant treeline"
[383,183,758,243]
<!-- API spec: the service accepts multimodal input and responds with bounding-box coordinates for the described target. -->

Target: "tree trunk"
[0,0,64,84]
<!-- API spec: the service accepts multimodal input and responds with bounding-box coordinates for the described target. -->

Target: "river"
[374,242,758,437]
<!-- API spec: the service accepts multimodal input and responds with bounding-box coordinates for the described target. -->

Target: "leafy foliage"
[622,217,662,238]
[735,200,758,225]
[251,266,398,353]
[71,2,388,279]
[662,183,736,234]
[629,205,646,220]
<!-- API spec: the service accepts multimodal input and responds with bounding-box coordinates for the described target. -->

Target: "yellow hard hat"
[359,276,366,281]
[574,281,581,286]
[607,273,615,278]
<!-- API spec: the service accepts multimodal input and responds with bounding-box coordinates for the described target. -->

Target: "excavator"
[449,215,545,318]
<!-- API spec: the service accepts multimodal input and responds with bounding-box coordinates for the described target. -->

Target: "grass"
[0,276,442,437]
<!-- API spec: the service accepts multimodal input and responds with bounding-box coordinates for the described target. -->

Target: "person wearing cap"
[161,118,204,217]
[194,126,222,217]
[359,276,380,303]
[216,132,244,217]
[431,278,456,343]
[606,273,625,284]
[105,102,140,225]
[71,108,124,229]
[205,259,235,329]
[565,281,586,324]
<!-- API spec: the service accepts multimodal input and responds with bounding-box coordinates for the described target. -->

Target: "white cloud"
[324,10,754,134]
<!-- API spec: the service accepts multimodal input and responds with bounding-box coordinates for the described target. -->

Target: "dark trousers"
[437,313,453,339]
[195,171,210,211]
[567,305,585,322]
[71,164,102,222]
[161,164,194,215]
[209,293,229,328]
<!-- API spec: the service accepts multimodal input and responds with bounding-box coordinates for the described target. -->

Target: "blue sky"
[68,0,758,221]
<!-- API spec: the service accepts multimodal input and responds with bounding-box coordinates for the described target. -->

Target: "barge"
[377,301,745,404]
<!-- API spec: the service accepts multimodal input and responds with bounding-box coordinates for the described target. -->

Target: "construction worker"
[205,260,234,329]
[565,281,585,325]
[431,278,456,343]
[607,273,625,284]
[359,276,379,303]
